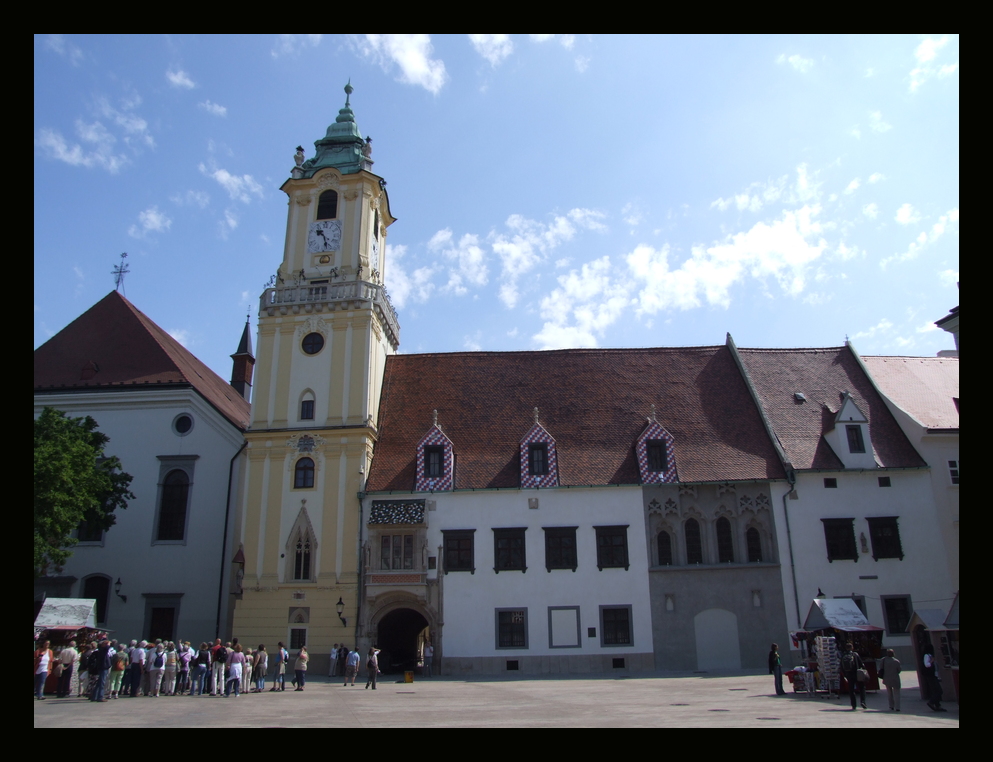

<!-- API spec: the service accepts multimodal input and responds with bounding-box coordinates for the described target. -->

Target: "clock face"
[307,220,342,253]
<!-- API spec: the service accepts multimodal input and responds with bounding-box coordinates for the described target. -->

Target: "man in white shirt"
[57,641,78,697]
[129,641,146,697]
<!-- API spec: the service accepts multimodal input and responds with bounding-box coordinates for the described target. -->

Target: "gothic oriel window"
[294,536,312,580]
[746,527,763,562]
[685,518,703,564]
[381,534,414,570]
[716,517,734,563]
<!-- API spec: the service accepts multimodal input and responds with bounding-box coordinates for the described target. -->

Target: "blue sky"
[34,35,959,382]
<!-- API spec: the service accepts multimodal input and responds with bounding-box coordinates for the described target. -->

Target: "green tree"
[33,407,134,576]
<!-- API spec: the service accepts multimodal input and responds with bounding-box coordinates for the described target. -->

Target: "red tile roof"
[738,346,925,470]
[34,291,250,430]
[366,346,785,491]
[862,356,959,430]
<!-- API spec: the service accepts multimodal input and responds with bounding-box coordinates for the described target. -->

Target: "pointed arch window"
[317,190,338,220]
[657,530,673,566]
[294,458,315,489]
[716,517,734,563]
[746,527,763,562]
[294,536,312,581]
[285,507,317,582]
[685,519,703,565]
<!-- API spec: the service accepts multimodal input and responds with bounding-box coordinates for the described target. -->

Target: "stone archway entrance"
[376,608,429,674]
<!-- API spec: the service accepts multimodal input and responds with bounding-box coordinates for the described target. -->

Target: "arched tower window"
[657,530,673,566]
[294,458,315,489]
[299,390,316,421]
[746,527,763,562]
[317,190,338,220]
[716,517,734,563]
[685,519,703,565]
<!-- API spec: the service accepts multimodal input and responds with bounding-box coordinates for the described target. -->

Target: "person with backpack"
[147,643,166,696]
[191,643,211,696]
[89,640,112,702]
[210,639,227,696]
[252,645,268,692]
[840,641,867,710]
[109,646,129,699]
[270,642,288,692]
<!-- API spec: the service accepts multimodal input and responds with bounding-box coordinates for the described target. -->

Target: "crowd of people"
[33,637,385,701]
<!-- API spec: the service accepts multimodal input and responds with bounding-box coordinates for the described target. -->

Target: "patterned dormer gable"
[636,415,677,484]
[414,411,454,492]
[520,409,559,488]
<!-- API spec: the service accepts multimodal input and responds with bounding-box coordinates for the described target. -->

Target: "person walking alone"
[365,647,380,690]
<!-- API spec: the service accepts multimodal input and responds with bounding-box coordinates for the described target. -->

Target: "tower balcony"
[260,280,400,350]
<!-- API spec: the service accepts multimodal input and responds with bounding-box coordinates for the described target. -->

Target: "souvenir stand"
[802,598,883,695]
[907,592,959,705]
[33,598,106,695]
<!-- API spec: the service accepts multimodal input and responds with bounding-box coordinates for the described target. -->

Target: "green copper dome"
[299,82,370,177]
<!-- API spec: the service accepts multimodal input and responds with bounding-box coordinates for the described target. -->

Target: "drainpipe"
[216,440,248,641]
[356,490,365,651]
[781,469,802,631]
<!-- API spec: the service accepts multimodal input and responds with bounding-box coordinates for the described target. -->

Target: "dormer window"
[424,446,444,478]
[415,418,454,492]
[646,440,666,472]
[529,444,548,476]
[636,418,677,484]
[317,190,338,220]
[846,425,865,454]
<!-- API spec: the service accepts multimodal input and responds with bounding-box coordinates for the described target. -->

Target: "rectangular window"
[528,444,548,476]
[493,528,527,572]
[846,425,866,453]
[154,456,198,544]
[866,517,904,560]
[300,400,314,420]
[647,440,666,472]
[380,534,414,570]
[443,530,474,573]
[948,460,959,485]
[600,606,633,647]
[424,446,444,478]
[544,527,578,571]
[878,476,891,487]
[881,595,912,636]
[289,628,307,650]
[496,608,528,649]
[594,526,629,570]
[822,518,858,562]
[824,478,838,488]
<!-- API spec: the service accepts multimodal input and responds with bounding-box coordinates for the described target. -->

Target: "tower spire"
[230,314,255,401]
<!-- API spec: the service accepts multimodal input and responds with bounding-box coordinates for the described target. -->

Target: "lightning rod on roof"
[112,253,130,294]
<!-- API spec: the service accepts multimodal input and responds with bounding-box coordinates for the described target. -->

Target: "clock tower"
[231,84,398,667]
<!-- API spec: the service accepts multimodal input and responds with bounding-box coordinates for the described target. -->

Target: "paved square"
[34,670,958,728]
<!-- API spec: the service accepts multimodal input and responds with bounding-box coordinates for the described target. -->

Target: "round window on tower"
[302,332,325,355]
[173,414,194,436]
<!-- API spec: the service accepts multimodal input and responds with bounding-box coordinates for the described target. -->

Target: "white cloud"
[895,203,920,225]
[166,70,196,89]
[881,208,959,268]
[271,34,323,58]
[469,34,513,67]
[849,126,861,140]
[199,100,227,117]
[575,56,590,73]
[533,256,630,349]
[869,111,892,133]
[384,244,436,308]
[170,190,210,208]
[167,329,191,347]
[622,202,643,226]
[777,53,814,73]
[224,209,239,229]
[430,228,489,295]
[198,161,263,203]
[96,95,154,148]
[493,208,606,308]
[868,173,884,184]
[909,35,957,92]
[530,34,575,49]
[463,332,482,351]
[355,34,448,94]
[862,203,879,219]
[843,178,861,195]
[128,205,172,238]
[835,241,862,260]
[36,119,130,173]
[916,321,939,334]
[45,34,83,66]
[938,269,959,286]
[853,318,893,340]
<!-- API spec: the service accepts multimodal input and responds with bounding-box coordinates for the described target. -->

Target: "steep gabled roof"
[862,356,959,430]
[366,346,785,492]
[34,291,250,430]
[738,346,925,470]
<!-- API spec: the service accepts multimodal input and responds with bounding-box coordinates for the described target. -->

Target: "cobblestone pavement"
[34,671,959,728]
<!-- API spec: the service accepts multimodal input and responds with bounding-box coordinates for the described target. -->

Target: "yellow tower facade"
[232,85,397,668]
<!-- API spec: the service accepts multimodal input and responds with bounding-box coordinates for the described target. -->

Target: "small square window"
[824,478,838,488]
[881,595,912,636]
[443,530,474,573]
[846,425,866,453]
[494,528,527,573]
[822,518,858,562]
[528,443,548,476]
[496,608,528,649]
[600,606,632,647]
[424,446,444,478]
[878,476,891,487]
[647,440,667,472]
[866,517,903,560]
[544,527,578,571]
[948,460,959,485]
[594,526,629,571]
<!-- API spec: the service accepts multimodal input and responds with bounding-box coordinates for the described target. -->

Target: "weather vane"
[112,253,130,294]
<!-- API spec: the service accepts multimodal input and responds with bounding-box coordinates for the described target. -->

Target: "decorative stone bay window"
[366,500,428,585]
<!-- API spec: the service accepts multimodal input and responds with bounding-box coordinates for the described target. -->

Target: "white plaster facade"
[34,387,245,642]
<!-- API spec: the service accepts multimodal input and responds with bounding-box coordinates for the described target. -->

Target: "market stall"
[802,598,883,693]
[908,593,959,705]
[33,598,107,695]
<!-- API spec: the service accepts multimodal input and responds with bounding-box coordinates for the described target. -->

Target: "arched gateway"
[375,608,430,674]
